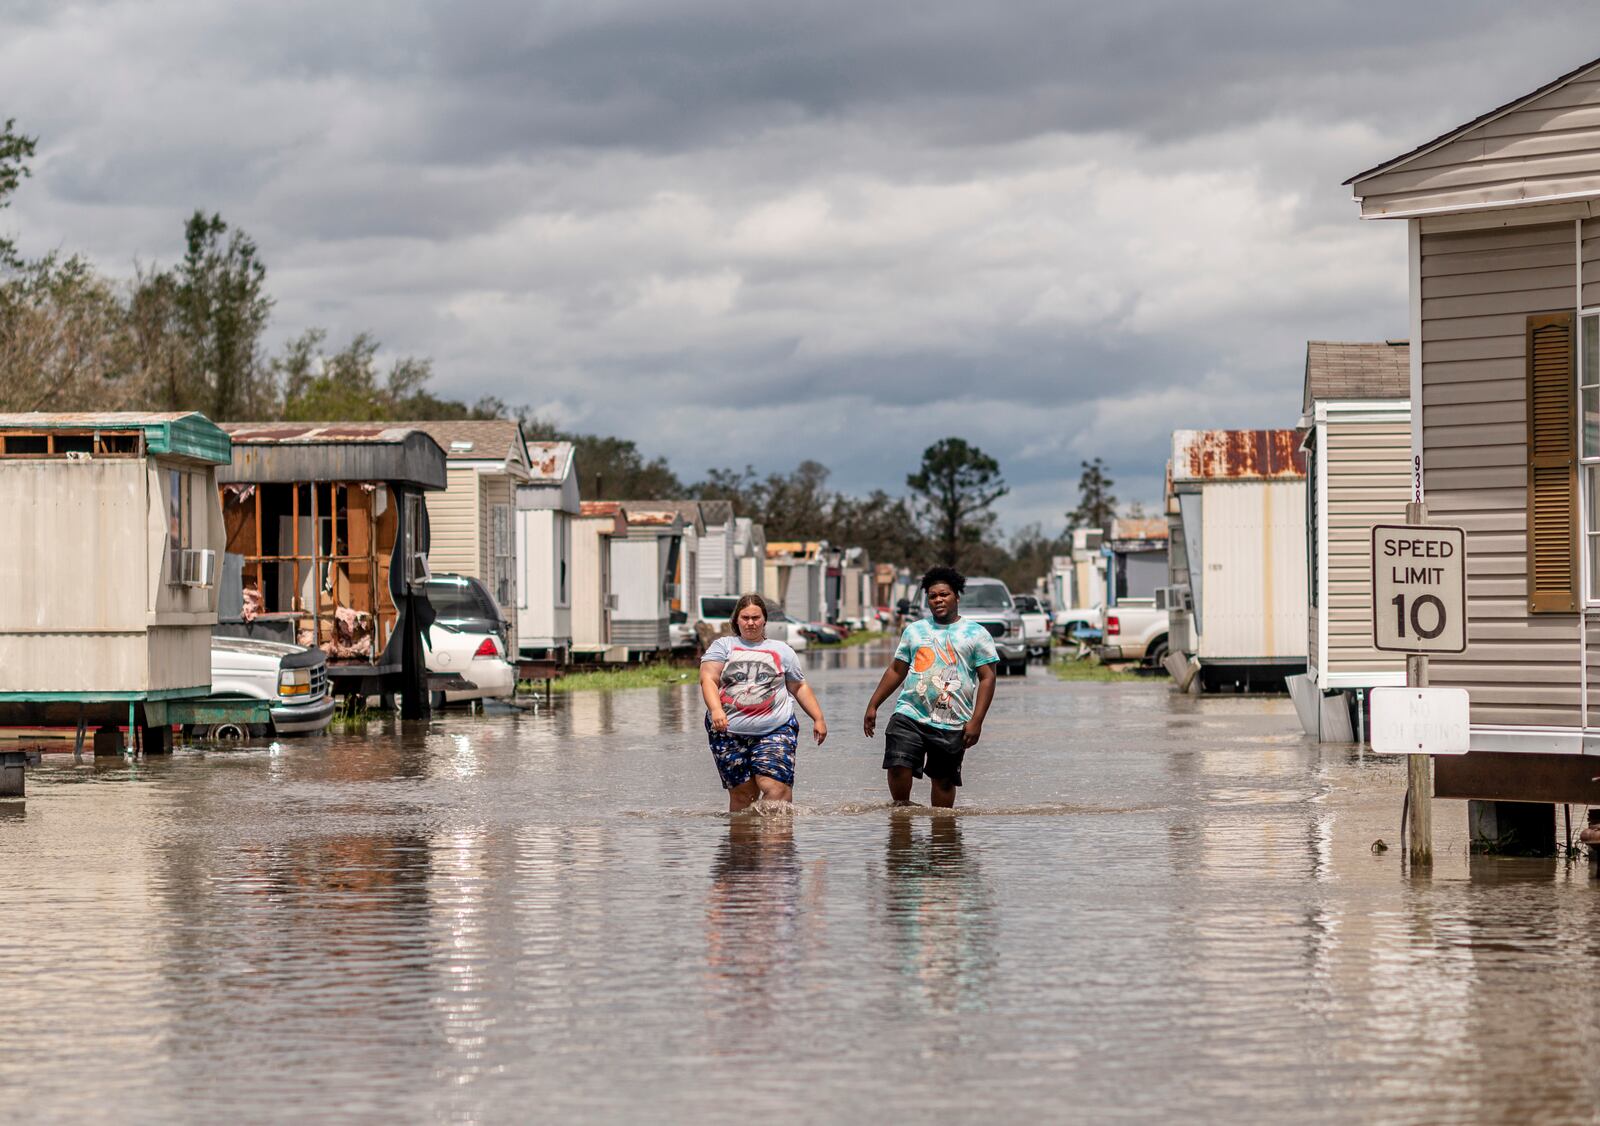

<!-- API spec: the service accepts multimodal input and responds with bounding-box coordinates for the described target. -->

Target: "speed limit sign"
[1371,524,1467,654]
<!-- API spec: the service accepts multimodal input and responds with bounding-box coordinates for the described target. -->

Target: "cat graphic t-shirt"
[892,618,999,730]
[701,636,805,735]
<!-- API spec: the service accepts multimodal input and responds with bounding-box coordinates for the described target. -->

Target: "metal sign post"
[1367,502,1470,867]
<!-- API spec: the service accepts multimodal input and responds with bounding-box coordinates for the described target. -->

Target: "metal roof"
[1171,429,1307,483]
[220,422,446,489]
[0,411,232,464]
[1346,54,1600,186]
[526,441,575,482]
[1108,517,1169,543]
[617,499,707,533]
[1303,341,1410,412]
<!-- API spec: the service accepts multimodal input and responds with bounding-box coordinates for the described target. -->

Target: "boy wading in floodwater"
[862,566,998,809]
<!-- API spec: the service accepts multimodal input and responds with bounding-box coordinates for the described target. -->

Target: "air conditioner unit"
[179,548,217,588]
[603,593,619,610]
[407,552,431,585]
[1154,585,1192,612]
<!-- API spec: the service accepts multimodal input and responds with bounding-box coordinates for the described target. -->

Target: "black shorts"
[882,713,966,787]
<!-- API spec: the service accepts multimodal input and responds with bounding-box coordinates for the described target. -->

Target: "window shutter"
[1526,311,1578,613]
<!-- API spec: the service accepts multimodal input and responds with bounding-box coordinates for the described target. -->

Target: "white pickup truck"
[1096,601,1170,669]
[1012,594,1053,660]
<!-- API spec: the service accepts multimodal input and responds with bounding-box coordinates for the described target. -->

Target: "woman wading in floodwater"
[700,594,827,811]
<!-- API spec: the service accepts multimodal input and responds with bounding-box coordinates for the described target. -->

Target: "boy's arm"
[964,664,997,748]
[862,660,910,738]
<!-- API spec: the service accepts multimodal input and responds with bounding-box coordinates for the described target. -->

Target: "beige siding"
[570,517,610,651]
[1322,416,1411,680]
[428,468,480,578]
[1420,222,1580,727]
[1358,76,1600,216]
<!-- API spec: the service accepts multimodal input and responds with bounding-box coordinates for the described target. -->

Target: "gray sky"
[5,3,1599,531]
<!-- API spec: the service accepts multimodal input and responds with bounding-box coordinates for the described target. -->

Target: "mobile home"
[218,423,445,708]
[1346,55,1600,808]
[409,420,532,639]
[765,542,825,623]
[1294,341,1412,740]
[571,502,626,658]
[1166,429,1308,692]
[611,505,684,657]
[0,412,232,757]
[515,441,580,663]
[619,500,703,627]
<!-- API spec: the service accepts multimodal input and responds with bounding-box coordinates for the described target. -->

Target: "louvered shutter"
[1526,311,1578,613]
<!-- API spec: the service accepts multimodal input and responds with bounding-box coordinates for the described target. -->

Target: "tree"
[276,329,474,422]
[906,437,1008,566]
[1068,457,1117,534]
[996,522,1070,595]
[0,254,140,411]
[172,212,274,419]
[0,118,38,269]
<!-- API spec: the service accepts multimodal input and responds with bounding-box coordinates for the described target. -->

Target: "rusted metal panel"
[1108,517,1169,543]
[1171,429,1308,483]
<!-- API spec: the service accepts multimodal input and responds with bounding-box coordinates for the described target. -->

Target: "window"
[166,469,192,583]
[491,503,514,609]
[557,516,570,607]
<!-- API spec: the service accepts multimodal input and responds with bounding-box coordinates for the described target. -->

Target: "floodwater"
[3,645,1599,1124]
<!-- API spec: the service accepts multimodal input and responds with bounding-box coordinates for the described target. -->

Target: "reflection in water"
[704,813,806,1011]
[880,814,994,1014]
[5,668,1600,1120]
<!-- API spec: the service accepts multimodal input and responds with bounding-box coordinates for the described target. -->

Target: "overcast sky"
[4,3,1600,531]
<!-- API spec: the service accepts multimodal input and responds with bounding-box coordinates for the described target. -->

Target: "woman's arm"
[700,662,728,732]
[789,679,827,744]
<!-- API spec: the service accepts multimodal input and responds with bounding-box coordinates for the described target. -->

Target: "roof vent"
[449,440,475,452]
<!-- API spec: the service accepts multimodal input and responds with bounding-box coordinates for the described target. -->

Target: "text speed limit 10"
[1370,524,1467,655]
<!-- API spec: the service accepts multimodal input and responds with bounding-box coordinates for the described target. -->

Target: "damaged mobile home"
[218,423,446,709]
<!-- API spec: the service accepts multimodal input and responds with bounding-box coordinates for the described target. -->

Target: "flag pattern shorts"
[706,714,799,789]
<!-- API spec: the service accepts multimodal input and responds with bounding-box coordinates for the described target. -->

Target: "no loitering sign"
[1371,524,1467,654]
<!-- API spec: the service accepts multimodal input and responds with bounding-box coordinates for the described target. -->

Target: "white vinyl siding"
[1419,221,1579,728]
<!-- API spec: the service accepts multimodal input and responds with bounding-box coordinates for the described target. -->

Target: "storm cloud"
[4,2,1599,527]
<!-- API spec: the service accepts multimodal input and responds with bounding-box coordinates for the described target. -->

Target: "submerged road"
[1,645,1597,1122]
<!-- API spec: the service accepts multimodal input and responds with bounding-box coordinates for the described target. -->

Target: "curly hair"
[919,565,966,595]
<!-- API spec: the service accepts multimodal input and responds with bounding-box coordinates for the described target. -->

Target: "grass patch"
[815,630,890,648]
[542,664,698,693]
[1051,656,1146,683]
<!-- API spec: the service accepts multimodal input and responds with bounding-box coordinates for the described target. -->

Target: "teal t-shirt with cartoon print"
[892,617,999,730]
